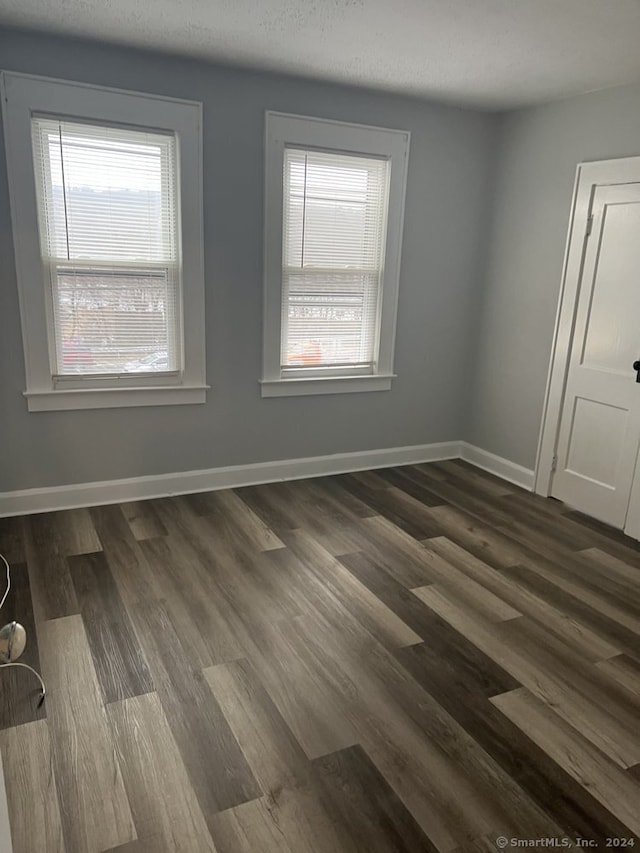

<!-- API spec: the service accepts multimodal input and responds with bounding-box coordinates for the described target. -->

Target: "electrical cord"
[0,663,46,703]
[0,553,10,612]
[0,552,46,706]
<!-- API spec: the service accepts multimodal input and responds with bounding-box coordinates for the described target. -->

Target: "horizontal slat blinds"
[30,118,181,376]
[281,148,390,373]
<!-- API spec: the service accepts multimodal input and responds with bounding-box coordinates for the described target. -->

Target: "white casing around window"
[0,71,207,411]
[261,112,410,397]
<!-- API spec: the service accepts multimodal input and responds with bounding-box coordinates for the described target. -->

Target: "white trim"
[459,442,534,491]
[624,440,640,540]
[24,385,209,411]
[0,441,461,517]
[262,111,410,396]
[534,163,582,496]
[0,70,202,109]
[0,440,539,516]
[0,71,206,411]
[260,374,395,397]
[535,155,640,496]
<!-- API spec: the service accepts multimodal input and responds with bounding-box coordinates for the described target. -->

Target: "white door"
[552,181,640,528]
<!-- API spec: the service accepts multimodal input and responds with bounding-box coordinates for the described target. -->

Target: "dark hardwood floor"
[0,459,639,852]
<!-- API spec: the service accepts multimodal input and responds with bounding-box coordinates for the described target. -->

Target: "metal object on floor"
[0,621,46,707]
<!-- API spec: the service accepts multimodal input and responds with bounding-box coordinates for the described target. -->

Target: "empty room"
[0,1,639,850]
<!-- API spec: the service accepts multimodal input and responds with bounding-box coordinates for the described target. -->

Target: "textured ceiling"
[1,0,640,109]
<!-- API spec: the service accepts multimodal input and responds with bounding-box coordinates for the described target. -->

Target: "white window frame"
[1,71,207,411]
[261,112,410,398]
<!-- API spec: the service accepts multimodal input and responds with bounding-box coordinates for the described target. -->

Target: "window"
[1,72,206,411]
[32,119,181,377]
[262,112,410,397]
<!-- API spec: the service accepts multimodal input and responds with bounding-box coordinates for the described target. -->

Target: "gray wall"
[468,82,640,470]
[0,28,498,492]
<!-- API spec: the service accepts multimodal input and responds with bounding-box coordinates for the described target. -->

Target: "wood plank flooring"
[1,459,640,851]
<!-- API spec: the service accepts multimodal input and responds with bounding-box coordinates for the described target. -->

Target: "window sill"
[24,384,209,412]
[260,374,395,398]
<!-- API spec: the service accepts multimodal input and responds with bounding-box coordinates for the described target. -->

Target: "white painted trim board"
[0,441,534,517]
[458,442,535,491]
[0,442,458,517]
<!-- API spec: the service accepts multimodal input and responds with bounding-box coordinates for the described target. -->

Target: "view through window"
[281,148,390,374]
[31,118,180,376]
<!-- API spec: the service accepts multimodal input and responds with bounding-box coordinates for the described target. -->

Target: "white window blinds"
[31,117,181,376]
[281,148,390,373]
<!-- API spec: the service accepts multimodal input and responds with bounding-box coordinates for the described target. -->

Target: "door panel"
[582,202,640,374]
[565,397,627,487]
[552,183,640,528]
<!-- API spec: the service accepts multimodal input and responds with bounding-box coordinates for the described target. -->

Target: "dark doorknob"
[634,360,640,382]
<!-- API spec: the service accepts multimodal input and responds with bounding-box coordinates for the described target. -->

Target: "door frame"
[534,156,640,534]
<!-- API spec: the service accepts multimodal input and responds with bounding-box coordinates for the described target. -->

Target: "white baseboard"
[0,440,462,517]
[0,440,535,517]
[459,442,535,491]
